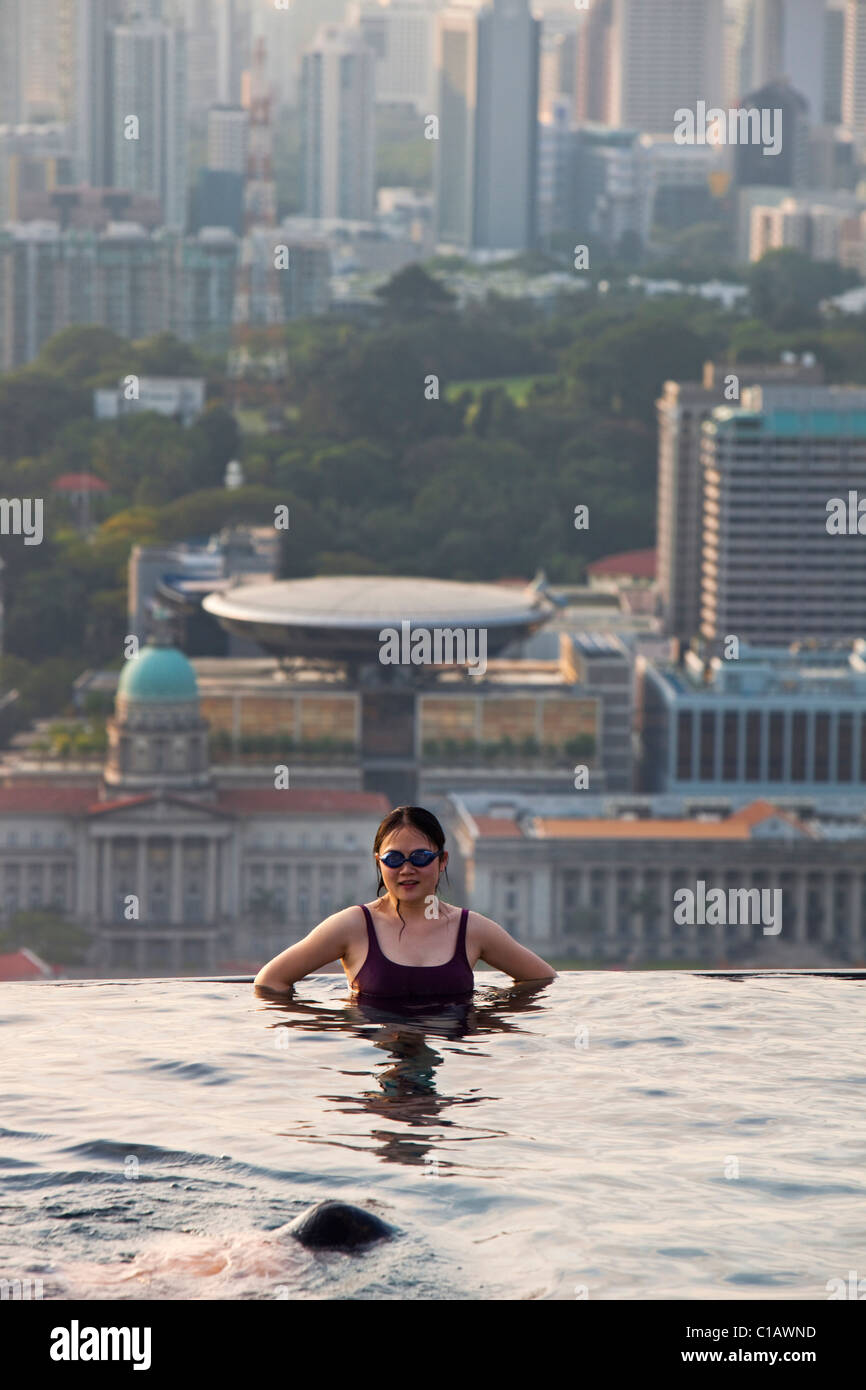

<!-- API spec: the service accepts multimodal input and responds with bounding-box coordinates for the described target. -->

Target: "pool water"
[1,971,864,1300]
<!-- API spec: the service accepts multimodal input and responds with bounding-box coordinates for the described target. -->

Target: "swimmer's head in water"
[373,805,450,937]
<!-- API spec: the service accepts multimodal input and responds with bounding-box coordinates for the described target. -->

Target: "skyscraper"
[656,359,825,643]
[75,0,127,188]
[300,24,376,221]
[700,385,866,646]
[435,0,540,252]
[606,0,724,135]
[112,18,188,229]
[576,0,613,123]
[842,0,866,154]
[739,0,827,121]
[348,0,441,113]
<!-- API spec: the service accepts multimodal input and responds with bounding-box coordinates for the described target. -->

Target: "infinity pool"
[1,971,864,1300]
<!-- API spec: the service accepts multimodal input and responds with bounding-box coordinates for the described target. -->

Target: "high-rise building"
[535,2,580,122]
[0,0,78,125]
[605,0,724,135]
[434,0,540,252]
[842,0,866,154]
[734,79,811,189]
[300,23,376,221]
[206,105,249,174]
[656,359,825,643]
[75,0,128,188]
[0,222,238,370]
[824,2,845,123]
[215,0,242,106]
[700,385,866,646]
[576,0,613,123]
[739,0,827,121]
[347,0,441,112]
[112,18,188,229]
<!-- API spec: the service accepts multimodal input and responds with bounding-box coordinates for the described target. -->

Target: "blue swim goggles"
[376,849,442,869]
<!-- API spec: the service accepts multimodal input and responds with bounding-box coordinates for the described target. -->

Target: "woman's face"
[377,824,447,908]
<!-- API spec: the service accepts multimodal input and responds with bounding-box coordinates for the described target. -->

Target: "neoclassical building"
[0,632,388,973]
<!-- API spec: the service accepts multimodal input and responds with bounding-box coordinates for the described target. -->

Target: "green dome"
[117,644,199,703]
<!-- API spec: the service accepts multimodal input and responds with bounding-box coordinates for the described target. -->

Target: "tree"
[131,330,202,376]
[0,908,92,965]
[0,371,90,461]
[34,325,130,384]
[747,248,859,329]
[374,263,456,318]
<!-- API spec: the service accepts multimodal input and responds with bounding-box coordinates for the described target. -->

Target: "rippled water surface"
[2,972,865,1300]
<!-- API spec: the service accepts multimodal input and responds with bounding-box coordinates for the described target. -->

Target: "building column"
[205,839,217,923]
[664,872,678,961]
[604,866,617,954]
[822,872,836,946]
[529,867,553,944]
[170,838,183,925]
[794,871,808,943]
[849,871,862,955]
[630,868,645,950]
[137,836,148,921]
[101,839,112,923]
[767,871,785,945]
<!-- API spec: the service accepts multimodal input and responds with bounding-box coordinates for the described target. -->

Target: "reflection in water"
[255,983,552,1171]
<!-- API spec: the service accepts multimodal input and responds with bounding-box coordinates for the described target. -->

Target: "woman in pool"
[254,805,557,1000]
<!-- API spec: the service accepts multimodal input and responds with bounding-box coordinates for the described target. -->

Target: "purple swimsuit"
[353,903,475,1000]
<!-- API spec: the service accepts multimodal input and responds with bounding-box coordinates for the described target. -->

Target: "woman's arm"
[475,914,557,983]
[253,910,354,994]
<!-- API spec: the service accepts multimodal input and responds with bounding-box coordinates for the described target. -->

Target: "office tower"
[606,0,724,135]
[75,0,127,187]
[656,359,825,643]
[723,0,750,106]
[268,0,351,109]
[700,385,866,646]
[0,0,77,124]
[435,0,540,252]
[0,0,23,125]
[300,24,376,221]
[207,104,248,173]
[576,0,613,123]
[640,643,866,797]
[178,0,220,117]
[347,0,441,113]
[842,0,866,154]
[215,0,241,104]
[536,2,580,122]
[0,221,239,369]
[824,3,845,123]
[301,22,375,219]
[734,79,811,188]
[111,18,188,229]
[739,0,827,121]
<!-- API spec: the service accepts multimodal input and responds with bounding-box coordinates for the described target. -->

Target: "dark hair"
[373,805,449,939]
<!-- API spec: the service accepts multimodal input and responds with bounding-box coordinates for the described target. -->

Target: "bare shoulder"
[320,903,367,954]
[464,909,501,945]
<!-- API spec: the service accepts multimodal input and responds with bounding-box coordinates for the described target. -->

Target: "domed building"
[104,634,214,796]
[0,605,390,974]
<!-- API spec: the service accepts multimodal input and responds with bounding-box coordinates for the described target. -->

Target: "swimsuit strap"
[358,902,382,954]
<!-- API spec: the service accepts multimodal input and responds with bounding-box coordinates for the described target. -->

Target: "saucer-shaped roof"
[202,575,552,661]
